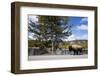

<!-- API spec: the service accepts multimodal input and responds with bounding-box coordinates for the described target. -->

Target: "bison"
[69,44,83,55]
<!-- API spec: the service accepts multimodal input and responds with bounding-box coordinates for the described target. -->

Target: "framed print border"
[11,2,98,74]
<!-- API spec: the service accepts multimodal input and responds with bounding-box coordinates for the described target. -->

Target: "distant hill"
[60,40,88,49]
[65,40,87,45]
[28,39,88,49]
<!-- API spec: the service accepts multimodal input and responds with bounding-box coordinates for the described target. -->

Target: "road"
[28,54,88,61]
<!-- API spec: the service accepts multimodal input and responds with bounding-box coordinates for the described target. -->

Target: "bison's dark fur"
[69,45,83,55]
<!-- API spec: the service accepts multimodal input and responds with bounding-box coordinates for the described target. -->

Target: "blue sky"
[28,15,88,41]
[67,16,88,41]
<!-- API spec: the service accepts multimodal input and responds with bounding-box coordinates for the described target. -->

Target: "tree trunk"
[51,40,54,54]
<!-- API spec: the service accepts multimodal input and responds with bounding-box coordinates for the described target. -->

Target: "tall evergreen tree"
[28,15,72,54]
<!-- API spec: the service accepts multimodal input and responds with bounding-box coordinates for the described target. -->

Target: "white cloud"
[77,24,88,30]
[28,33,34,40]
[68,34,80,41]
[28,35,33,40]
[66,34,88,41]
[28,15,38,22]
[81,17,88,23]
[67,34,77,41]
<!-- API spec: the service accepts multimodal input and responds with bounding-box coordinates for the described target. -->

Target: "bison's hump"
[71,44,82,48]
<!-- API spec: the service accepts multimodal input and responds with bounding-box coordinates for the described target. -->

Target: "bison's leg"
[76,49,79,55]
[76,50,78,55]
[78,49,81,55]
[69,46,72,55]
[71,49,74,55]
[73,49,76,55]
[78,48,81,55]
[74,49,78,55]
[78,48,82,55]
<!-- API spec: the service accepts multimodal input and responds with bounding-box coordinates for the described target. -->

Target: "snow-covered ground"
[28,55,88,61]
